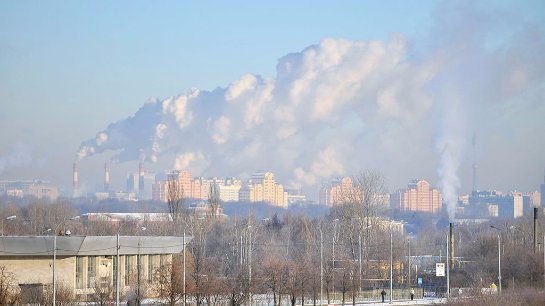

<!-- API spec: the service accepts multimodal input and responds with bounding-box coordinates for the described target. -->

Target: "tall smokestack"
[73,162,78,197]
[104,163,110,192]
[139,162,145,194]
[449,222,455,271]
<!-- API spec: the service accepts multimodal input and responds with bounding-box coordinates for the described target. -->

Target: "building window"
[76,257,84,289]
[87,256,96,288]
[148,255,156,283]
[160,254,167,267]
[113,256,118,290]
[125,255,133,285]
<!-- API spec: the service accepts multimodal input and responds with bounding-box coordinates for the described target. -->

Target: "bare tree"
[154,257,183,306]
[262,256,287,306]
[207,183,221,220]
[225,268,249,306]
[0,266,19,306]
[43,281,75,306]
[90,272,114,306]
[167,174,185,223]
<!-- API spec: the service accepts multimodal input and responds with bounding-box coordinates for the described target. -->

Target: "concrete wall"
[0,256,75,286]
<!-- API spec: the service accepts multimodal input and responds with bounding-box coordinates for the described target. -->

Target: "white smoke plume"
[76,3,545,193]
[0,142,33,175]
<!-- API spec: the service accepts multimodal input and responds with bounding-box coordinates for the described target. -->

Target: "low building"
[468,190,523,219]
[0,180,59,200]
[0,235,189,303]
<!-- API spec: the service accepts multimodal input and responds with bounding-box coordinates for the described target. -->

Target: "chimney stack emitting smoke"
[139,162,145,194]
[73,162,78,197]
[104,163,110,192]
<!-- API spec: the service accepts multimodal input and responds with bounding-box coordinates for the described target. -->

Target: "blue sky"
[1,1,544,195]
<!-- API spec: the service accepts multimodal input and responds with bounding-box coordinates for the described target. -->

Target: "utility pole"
[446,234,450,299]
[389,222,393,304]
[248,225,252,306]
[408,239,411,289]
[183,230,186,306]
[498,233,502,293]
[320,229,323,306]
[53,233,57,306]
[358,231,362,295]
[333,219,338,303]
[137,239,141,306]
[490,226,502,293]
[116,233,120,306]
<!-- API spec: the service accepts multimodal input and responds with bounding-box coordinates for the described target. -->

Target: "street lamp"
[52,216,80,306]
[320,227,323,306]
[490,226,502,293]
[183,228,186,306]
[358,223,371,297]
[332,218,339,303]
[247,225,252,306]
[1,215,16,236]
[389,221,393,304]
[116,227,121,306]
[137,227,146,306]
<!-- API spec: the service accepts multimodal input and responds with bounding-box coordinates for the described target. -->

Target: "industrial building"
[0,235,189,303]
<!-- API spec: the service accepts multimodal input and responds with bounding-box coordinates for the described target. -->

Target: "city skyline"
[1,1,544,197]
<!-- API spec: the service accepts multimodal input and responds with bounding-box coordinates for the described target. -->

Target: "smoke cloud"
[0,142,33,175]
[76,3,545,195]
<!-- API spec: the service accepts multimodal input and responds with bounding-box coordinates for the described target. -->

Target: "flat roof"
[0,236,191,257]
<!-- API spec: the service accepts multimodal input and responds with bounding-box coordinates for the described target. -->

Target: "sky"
[1,0,544,199]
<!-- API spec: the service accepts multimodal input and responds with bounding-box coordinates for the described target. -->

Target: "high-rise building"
[391,179,443,213]
[127,172,139,193]
[319,177,354,206]
[152,170,205,202]
[239,172,288,207]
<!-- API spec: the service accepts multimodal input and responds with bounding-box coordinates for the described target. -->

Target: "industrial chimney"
[73,162,79,197]
[449,222,455,271]
[104,163,110,192]
[138,162,145,194]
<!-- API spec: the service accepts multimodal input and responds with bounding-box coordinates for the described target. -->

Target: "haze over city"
[3,2,545,306]
[1,0,544,197]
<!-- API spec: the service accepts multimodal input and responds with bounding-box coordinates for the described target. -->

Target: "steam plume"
[76,4,545,191]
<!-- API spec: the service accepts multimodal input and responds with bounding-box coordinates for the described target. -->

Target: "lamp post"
[183,229,186,306]
[137,227,146,306]
[358,223,371,298]
[320,228,323,306]
[116,230,120,306]
[332,218,339,303]
[490,226,502,293]
[446,233,450,299]
[1,215,16,236]
[248,225,253,305]
[389,221,393,304]
[52,216,80,306]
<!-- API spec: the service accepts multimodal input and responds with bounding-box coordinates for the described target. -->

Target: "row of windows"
[75,254,169,289]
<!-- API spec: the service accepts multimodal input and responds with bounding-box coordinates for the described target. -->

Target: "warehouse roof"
[0,235,191,257]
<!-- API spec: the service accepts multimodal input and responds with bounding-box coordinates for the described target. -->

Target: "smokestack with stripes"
[73,162,78,197]
[104,163,110,192]
[139,162,145,195]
